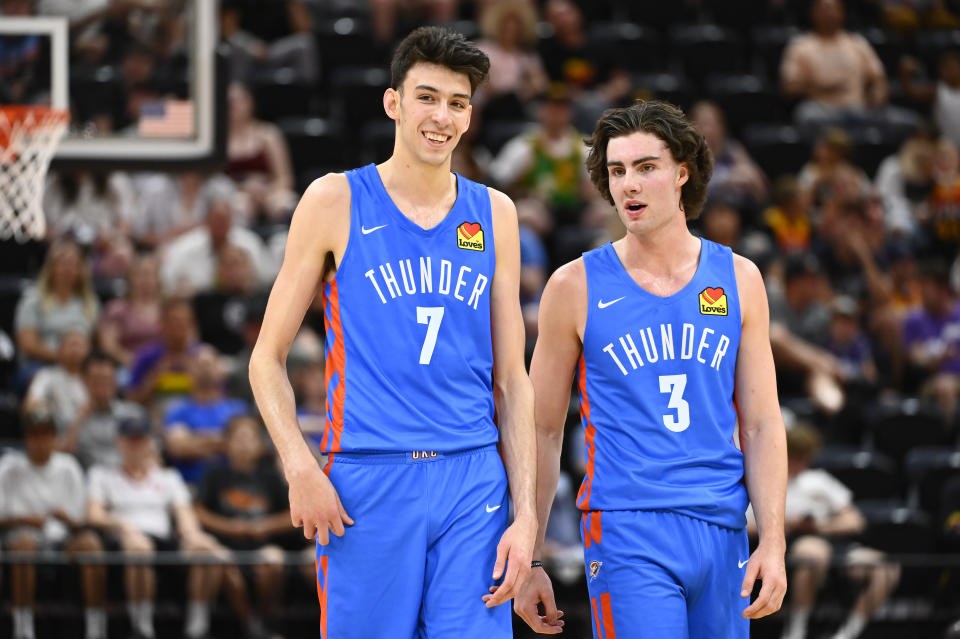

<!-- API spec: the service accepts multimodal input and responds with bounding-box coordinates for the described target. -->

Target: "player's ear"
[463,103,473,131]
[676,162,689,188]
[384,87,401,121]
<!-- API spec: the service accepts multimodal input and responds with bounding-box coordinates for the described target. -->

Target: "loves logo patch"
[699,287,728,316]
[457,221,484,251]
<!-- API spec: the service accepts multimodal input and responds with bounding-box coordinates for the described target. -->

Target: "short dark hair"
[390,26,490,95]
[83,351,116,372]
[585,100,714,220]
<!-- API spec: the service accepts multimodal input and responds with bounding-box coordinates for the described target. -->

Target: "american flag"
[138,99,194,137]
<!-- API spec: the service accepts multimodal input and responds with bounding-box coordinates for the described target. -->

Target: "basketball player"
[515,101,788,637]
[248,27,536,638]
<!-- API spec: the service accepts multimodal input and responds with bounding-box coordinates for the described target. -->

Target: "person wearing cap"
[85,416,228,639]
[0,406,106,639]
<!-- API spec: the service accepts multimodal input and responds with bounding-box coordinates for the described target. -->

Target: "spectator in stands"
[226,82,297,223]
[14,239,100,383]
[0,406,106,639]
[294,360,325,454]
[59,352,146,469]
[42,170,136,276]
[923,137,960,259]
[902,259,960,425]
[86,417,228,639]
[221,0,317,86]
[196,415,293,639]
[769,254,847,414]
[780,0,918,133]
[764,176,814,254]
[899,51,960,150]
[824,296,877,424]
[164,344,249,485]
[160,197,276,297]
[537,0,630,130]
[798,128,871,212]
[97,253,164,369]
[193,244,260,356]
[488,83,591,225]
[131,171,240,249]
[126,298,199,406]
[756,423,900,639]
[22,329,91,433]
[874,125,937,237]
[369,0,459,48]
[690,100,768,211]
[475,0,548,117]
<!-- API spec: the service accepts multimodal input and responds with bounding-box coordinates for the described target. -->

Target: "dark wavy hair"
[585,100,714,220]
[390,26,490,95]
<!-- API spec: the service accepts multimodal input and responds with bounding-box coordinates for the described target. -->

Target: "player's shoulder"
[290,171,352,234]
[544,257,587,299]
[485,185,518,219]
[303,171,351,207]
[731,252,769,312]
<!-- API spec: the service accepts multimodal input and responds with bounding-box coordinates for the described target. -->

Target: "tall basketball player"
[248,27,536,638]
[516,101,788,637]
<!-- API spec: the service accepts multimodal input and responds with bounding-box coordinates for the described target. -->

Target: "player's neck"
[378,155,455,207]
[620,218,700,276]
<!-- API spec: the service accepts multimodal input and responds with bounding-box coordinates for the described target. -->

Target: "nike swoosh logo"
[361,224,388,235]
[738,559,748,569]
[597,296,625,309]
[485,504,501,513]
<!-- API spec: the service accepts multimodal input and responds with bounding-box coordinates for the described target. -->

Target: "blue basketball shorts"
[581,509,750,639]
[316,444,512,639]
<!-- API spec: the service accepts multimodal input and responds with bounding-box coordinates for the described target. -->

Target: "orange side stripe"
[591,597,603,639]
[319,555,329,637]
[600,592,617,639]
[582,512,592,549]
[327,280,346,451]
[576,354,596,510]
[591,511,602,545]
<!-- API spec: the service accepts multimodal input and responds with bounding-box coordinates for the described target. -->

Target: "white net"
[0,107,69,243]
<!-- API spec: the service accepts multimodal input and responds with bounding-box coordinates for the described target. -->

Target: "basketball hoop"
[0,105,69,243]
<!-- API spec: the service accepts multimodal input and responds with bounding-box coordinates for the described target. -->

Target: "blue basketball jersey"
[317,164,498,454]
[576,239,748,529]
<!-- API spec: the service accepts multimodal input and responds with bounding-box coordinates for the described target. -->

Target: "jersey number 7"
[417,306,445,365]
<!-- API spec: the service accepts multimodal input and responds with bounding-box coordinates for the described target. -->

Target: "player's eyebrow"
[414,84,471,101]
[607,156,660,168]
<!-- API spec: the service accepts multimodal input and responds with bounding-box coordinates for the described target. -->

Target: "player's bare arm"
[516,259,587,634]
[481,188,538,609]
[249,173,354,545]
[733,254,788,620]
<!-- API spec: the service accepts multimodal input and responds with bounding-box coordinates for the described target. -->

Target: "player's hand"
[514,564,565,634]
[287,460,353,545]
[740,540,787,619]
[482,514,536,608]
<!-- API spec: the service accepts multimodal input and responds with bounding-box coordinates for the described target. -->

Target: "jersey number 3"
[417,306,445,365]
[658,374,690,432]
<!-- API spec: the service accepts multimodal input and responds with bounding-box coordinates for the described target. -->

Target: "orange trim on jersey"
[591,597,603,639]
[576,354,596,510]
[317,556,328,636]
[582,511,603,548]
[600,592,617,638]
[322,453,335,477]
[322,279,346,453]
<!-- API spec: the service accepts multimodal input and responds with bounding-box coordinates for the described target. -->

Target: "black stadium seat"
[741,123,810,180]
[863,397,951,466]
[277,117,346,175]
[329,66,390,132]
[630,72,696,112]
[669,24,746,80]
[812,447,902,502]
[703,73,787,136]
[905,447,960,515]
[750,24,800,83]
[856,501,936,555]
[587,22,662,72]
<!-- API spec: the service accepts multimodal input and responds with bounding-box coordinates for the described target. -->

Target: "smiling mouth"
[422,131,451,145]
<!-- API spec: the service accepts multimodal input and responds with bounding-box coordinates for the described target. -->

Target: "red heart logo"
[701,287,724,304]
[459,222,481,238]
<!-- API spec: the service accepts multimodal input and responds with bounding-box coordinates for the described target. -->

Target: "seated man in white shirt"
[86,417,228,639]
[0,406,105,639]
[748,423,901,639]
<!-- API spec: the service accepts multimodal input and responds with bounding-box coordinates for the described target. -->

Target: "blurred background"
[2,0,960,637]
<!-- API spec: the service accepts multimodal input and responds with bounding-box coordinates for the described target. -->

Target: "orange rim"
[0,106,69,150]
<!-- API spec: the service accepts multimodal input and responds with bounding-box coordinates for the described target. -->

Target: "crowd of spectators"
[4,0,960,637]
